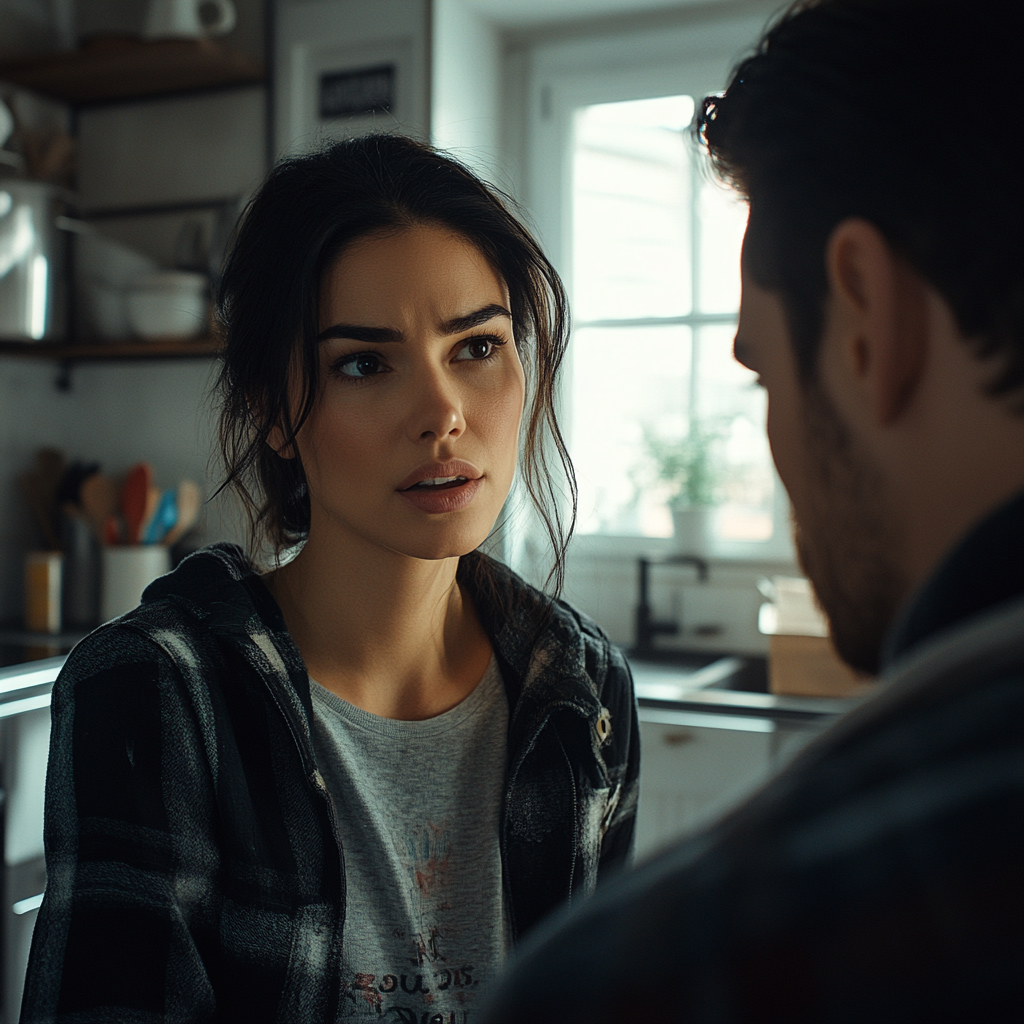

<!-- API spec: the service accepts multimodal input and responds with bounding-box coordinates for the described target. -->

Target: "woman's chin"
[387,520,498,562]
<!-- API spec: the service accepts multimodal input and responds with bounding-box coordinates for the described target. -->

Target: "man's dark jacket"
[482,492,1024,1023]
[20,545,639,1023]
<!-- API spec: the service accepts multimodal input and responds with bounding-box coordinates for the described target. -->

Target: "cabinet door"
[635,712,773,860]
[4,704,50,868]
[4,857,47,1024]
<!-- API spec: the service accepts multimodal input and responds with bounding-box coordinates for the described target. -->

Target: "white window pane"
[695,325,775,542]
[572,96,694,320]
[697,177,747,313]
[572,325,692,537]
[566,92,780,549]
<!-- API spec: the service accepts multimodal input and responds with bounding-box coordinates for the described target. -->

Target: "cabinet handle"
[13,893,44,915]
[663,730,695,747]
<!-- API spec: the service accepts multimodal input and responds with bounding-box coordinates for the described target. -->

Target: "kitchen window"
[524,27,794,564]
[572,92,769,542]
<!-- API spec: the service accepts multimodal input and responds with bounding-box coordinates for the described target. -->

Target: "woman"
[22,135,639,1023]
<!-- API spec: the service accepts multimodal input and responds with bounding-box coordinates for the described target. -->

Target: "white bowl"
[125,272,209,339]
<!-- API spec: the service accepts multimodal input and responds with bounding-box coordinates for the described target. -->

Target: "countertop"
[0,651,866,727]
[0,655,63,719]
[628,656,865,726]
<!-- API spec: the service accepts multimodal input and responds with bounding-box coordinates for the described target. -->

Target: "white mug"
[143,0,237,40]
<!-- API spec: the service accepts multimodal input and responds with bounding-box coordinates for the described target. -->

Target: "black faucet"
[633,555,709,658]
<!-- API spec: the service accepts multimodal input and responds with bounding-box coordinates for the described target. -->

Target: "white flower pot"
[671,503,713,555]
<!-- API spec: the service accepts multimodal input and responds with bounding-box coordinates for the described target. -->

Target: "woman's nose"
[406,371,466,442]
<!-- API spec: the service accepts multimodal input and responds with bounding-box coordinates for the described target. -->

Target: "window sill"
[566,531,798,571]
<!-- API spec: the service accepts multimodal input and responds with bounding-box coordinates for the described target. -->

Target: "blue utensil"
[142,488,178,544]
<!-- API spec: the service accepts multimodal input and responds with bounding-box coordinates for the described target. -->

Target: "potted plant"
[644,422,720,554]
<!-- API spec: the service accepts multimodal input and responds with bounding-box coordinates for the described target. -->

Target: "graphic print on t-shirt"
[309,658,510,1023]
[406,819,452,910]
[343,820,482,1020]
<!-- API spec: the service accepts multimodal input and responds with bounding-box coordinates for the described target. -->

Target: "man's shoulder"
[481,606,1024,1023]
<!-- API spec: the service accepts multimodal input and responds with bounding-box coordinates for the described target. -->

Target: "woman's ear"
[824,218,929,426]
[266,423,297,459]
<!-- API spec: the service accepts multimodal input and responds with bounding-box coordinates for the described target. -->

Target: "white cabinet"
[0,659,61,1024]
[635,708,823,860]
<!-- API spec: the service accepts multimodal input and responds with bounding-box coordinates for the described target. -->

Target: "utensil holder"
[100,546,170,622]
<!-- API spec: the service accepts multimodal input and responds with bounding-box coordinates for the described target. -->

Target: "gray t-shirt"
[309,657,510,1022]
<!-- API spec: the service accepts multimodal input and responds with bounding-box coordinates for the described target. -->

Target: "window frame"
[522,32,795,564]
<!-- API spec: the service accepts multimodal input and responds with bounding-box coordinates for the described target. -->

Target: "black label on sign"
[319,65,395,120]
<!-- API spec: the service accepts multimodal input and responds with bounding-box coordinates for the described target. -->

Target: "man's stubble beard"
[789,385,907,675]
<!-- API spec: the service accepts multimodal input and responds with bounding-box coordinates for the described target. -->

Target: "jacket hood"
[138,543,607,731]
[141,542,282,635]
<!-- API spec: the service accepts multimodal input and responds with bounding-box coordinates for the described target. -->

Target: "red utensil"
[103,515,122,546]
[121,463,153,545]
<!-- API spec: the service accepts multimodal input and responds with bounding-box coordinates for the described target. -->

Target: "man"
[481,0,1023,1020]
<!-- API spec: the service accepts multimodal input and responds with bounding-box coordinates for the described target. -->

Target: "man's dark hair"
[215,134,574,589]
[698,0,1023,399]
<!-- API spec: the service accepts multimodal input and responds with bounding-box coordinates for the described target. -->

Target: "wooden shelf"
[0,37,265,106]
[0,337,223,361]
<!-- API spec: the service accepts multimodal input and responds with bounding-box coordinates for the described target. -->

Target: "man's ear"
[825,218,928,425]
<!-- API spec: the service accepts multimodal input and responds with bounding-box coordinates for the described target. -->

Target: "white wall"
[431,0,503,187]
[274,0,432,157]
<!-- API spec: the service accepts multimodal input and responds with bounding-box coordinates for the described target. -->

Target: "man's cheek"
[766,400,796,491]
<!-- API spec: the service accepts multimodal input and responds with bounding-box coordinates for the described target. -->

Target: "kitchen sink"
[626,652,769,701]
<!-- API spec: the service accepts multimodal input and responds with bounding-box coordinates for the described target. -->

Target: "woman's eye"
[336,353,386,378]
[455,336,501,361]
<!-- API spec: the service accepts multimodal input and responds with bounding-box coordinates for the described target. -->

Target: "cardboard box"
[769,633,876,697]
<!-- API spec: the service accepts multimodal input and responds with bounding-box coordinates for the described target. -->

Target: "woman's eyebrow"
[316,304,512,343]
[317,323,402,344]
[439,303,512,335]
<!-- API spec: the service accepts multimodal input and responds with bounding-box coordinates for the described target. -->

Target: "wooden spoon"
[80,473,119,544]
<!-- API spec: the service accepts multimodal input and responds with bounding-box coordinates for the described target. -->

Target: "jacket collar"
[883,488,1024,668]
[459,551,606,725]
[141,543,318,768]
[142,544,604,733]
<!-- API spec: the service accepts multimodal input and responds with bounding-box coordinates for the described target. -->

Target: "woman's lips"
[398,477,482,513]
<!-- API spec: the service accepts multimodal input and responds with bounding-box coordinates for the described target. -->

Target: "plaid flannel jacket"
[481,491,1024,1023]
[21,544,639,1023]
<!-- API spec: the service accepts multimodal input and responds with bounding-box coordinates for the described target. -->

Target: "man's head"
[698,0,1024,672]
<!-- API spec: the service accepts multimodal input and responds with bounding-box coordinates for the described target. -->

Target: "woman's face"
[288,223,526,561]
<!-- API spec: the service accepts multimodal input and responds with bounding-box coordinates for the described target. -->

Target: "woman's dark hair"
[215,134,575,591]
[697,0,1023,401]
